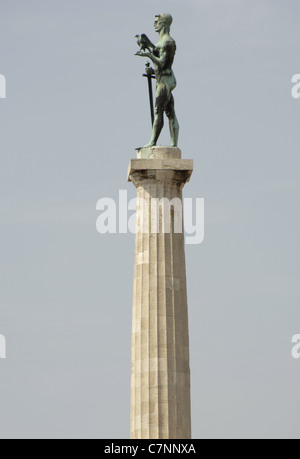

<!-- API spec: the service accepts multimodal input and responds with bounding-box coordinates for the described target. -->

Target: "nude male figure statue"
[136,14,179,148]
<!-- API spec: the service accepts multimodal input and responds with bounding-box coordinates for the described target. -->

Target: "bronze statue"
[136,14,179,148]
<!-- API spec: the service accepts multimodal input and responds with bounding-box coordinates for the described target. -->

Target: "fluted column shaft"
[128,147,193,439]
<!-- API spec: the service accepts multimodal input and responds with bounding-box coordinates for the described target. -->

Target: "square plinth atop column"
[128,147,193,184]
[136,146,182,160]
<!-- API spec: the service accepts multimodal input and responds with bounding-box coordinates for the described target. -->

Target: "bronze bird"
[135,34,154,53]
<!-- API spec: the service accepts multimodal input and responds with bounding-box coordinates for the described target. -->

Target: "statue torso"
[154,36,176,74]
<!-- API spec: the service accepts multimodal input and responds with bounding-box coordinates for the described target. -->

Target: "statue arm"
[148,50,167,68]
[136,49,168,69]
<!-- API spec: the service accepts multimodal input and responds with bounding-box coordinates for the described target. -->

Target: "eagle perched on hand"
[135,34,154,53]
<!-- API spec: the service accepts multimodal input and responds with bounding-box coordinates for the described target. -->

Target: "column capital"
[127,158,193,189]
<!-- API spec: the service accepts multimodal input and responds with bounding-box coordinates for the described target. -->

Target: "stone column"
[128,146,193,439]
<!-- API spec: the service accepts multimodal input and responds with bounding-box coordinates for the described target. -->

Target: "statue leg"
[143,83,168,148]
[166,94,179,147]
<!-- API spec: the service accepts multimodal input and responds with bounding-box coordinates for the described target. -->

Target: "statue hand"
[135,51,151,58]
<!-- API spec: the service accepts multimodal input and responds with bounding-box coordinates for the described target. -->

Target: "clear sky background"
[0,0,300,439]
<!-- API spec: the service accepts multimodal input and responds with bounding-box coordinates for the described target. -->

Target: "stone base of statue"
[128,146,193,439]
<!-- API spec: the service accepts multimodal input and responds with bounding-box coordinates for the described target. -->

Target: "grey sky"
[0,0,300,439]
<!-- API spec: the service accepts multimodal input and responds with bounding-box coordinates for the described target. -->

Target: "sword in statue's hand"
[143,62,155,127]
[135,35,156,127]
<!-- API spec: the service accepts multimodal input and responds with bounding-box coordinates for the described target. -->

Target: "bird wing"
[140,34,155,48]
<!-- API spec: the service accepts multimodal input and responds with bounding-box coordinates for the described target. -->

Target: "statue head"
[154,14,173,33]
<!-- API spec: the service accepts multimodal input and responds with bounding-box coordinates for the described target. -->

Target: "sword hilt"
[143,62,155,79]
